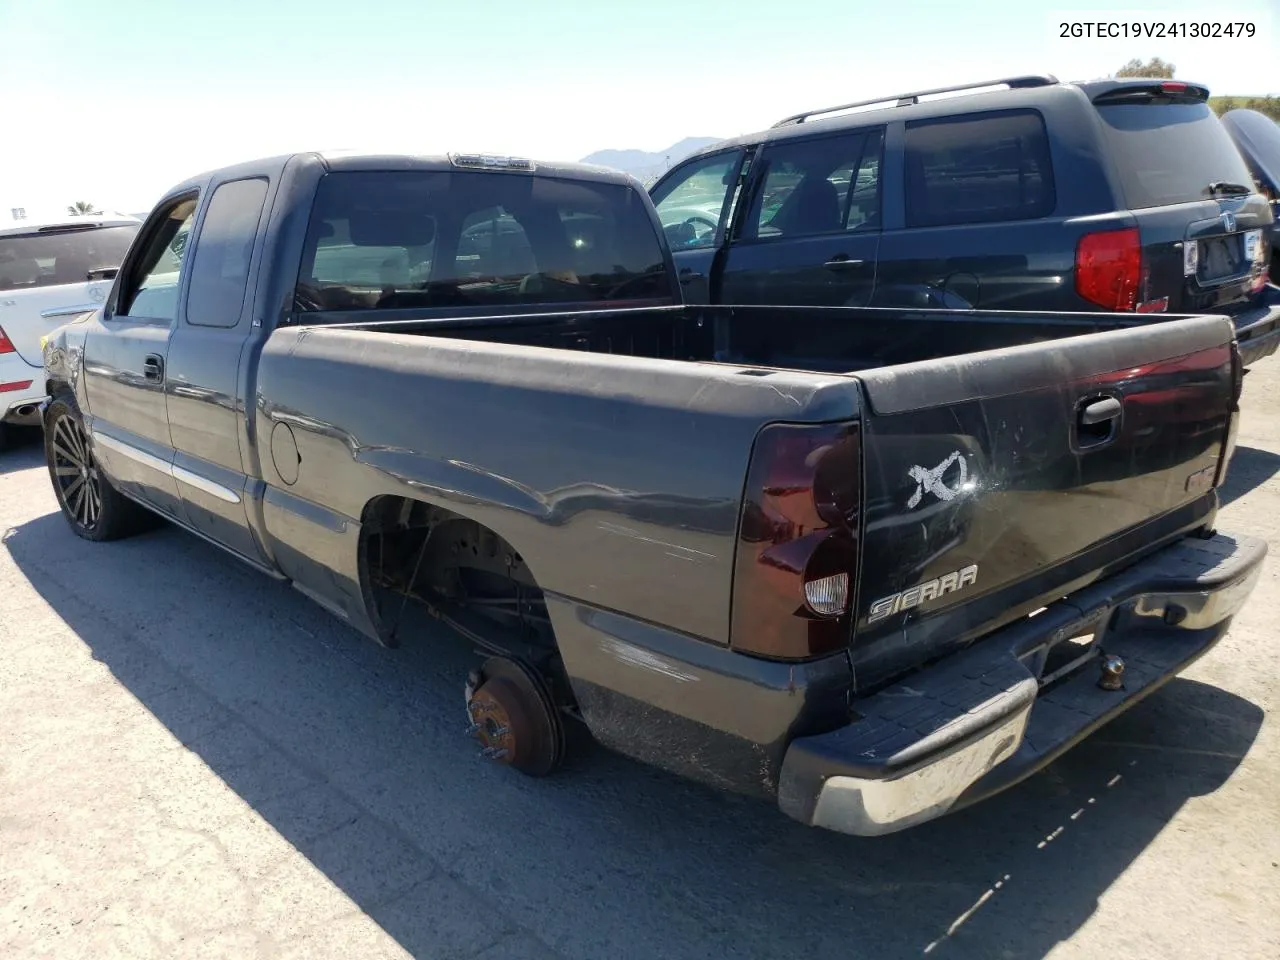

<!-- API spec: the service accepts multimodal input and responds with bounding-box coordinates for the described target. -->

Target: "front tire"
[44,398,151,541]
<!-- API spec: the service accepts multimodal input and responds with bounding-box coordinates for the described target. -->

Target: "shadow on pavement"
[1219,445,1280,507]
[3,511,1264,960]
[0,428,43,475]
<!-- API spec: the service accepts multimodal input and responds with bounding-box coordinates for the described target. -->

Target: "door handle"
[824,255,865,270]
[1080,397,1122,425]
[678,267,706,283]
[143,355,165,383]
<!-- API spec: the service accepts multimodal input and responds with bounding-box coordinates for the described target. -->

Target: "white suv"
[0,212,140,449]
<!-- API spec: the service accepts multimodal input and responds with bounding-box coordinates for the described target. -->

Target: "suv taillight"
[1250,231,1271,292]
[730,421,861,660]
[1076,228,1142,311]
[0,326,14,354]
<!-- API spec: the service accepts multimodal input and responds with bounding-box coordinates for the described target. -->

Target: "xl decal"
[906,450,968,509]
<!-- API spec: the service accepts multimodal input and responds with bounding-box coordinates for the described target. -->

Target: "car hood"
[1223,109,1280,196]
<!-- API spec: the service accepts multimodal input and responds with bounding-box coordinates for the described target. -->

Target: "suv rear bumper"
[1,351,45,426]
[777,531,1266,836]
[1232,284,1280,366]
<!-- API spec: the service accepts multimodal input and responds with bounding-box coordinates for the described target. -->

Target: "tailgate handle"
[1080,397,1122,425]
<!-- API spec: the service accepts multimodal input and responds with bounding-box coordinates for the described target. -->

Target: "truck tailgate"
[849,314,1237,688]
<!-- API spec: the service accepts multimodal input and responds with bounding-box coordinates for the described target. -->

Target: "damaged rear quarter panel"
[254,325,864,647]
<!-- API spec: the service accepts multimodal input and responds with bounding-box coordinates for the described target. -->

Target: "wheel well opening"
[358,495,574,705]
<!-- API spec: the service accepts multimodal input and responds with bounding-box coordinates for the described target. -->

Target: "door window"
[747,129,884,240]
[186,178,269,328]
[651,151,741,250]
[117,197,198,321]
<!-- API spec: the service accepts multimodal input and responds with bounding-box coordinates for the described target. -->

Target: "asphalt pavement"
[3,364,1280,960]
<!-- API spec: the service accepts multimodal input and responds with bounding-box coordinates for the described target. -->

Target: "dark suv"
[649,75,1280,364]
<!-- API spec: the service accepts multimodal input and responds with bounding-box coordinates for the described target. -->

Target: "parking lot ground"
[3,368,1280,960]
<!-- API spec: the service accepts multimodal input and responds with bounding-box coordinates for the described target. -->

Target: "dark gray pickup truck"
[40,151,1266,836]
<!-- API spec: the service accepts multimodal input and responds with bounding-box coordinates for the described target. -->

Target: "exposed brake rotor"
[465,656,565,777]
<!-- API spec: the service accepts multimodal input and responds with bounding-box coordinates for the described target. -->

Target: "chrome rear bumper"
[778,532,1266,837]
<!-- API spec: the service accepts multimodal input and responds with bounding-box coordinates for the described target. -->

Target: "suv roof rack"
[770,74,1060,128]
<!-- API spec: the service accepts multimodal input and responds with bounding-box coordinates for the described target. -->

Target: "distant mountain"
[579,137,723,185]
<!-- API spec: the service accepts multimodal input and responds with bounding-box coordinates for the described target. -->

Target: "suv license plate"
[1245,229,1263,263]
[1199,235,1246,282]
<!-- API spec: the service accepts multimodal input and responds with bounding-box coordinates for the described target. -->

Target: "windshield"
[295,170,673,315]
[1094,101,1257,209]
[0,224,139,290]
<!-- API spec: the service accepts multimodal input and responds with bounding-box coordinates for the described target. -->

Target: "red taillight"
[1160,81,1188,94]
[0,379,33,393]
[1076,228,1142,311]
[1250,233,1271,292]
[730,421,861,660]
[0,325,14,354]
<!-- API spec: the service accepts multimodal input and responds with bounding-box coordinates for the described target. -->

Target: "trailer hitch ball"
[1098,654,1126,691]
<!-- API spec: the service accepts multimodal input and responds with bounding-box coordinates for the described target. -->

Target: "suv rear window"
[1094,101,1257,209]
[0,224,138,291]
[296,170,672,313]
[904,110,1055,228]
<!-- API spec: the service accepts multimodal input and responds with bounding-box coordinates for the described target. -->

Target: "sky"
[2,0,1276,216]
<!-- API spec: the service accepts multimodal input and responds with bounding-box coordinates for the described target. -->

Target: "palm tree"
[67,201,100,215]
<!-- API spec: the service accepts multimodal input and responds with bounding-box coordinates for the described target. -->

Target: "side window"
[845,132,884,231]
[904,110,1055,228]
[650,152,741,250]
[748,130,883,240]
[117,197,199,321]
[723,153,754,237]
[186,178,269,328]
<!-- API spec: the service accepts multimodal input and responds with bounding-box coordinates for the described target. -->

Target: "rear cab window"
[0,224,139,291]
[295,170,673,315]
[1093,98,1256,209]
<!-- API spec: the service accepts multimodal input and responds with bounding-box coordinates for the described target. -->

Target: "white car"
[0,212,141,449]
